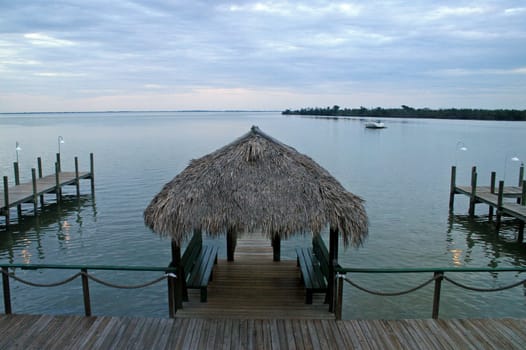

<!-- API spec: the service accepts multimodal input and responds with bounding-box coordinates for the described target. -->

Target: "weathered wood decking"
[177,235,332,319]
[1,314,525,349]
[0,172,91,209]
[456,186,526,221]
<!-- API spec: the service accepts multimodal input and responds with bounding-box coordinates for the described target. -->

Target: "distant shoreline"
[0,110,280,115]
[282,106,526,121]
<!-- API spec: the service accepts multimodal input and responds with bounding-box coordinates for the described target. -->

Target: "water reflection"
[447,214,526,268]
[0,196,96,263]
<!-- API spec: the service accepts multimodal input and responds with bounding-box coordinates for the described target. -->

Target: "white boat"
[365,120,386,129]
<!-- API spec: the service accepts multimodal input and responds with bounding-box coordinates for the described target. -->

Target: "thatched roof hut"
[144,126,368,247]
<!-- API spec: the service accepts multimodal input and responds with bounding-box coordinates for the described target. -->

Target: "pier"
[0,153,94,228]
[449,165,525,238]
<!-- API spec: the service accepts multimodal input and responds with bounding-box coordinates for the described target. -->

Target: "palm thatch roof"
[144,126,368,247]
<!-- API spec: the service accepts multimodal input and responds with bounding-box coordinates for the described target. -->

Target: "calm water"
[1,111,525,319]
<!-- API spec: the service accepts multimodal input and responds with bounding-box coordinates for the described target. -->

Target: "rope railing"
[334,266,526,320]
[1,264,178,318]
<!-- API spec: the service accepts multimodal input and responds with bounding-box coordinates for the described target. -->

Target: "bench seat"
[296,247,327,304]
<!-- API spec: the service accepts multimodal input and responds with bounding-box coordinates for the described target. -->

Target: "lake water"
[1,111,525,319]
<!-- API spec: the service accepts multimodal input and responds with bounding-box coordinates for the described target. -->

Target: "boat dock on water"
[449,165,525,239]
[0,153,94,228]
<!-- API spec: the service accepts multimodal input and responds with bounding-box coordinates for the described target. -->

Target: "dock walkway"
[1,314,524,349]
[1,154,94,227]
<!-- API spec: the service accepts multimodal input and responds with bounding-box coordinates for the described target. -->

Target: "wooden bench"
[296,235,330,304]
[181,232,218,302]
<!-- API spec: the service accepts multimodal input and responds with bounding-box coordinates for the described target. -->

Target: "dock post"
[489,172,497,220]
[227,228,237,262]
[75,157,80,197]
[469,166,477,217]
[3,176,9,227]
[171,240,185,307]
[55,162,61,203]
[496,181,504,232]
[56,153,61,173]
[81,268,92,316]
[31,168,38,214]
[2,267,12,314]
[519,164,524,187]
[432,271,443,319]
[37,157,44,205]
[14,162,22,218]
[90,153,95,196]
[449,166,456,211]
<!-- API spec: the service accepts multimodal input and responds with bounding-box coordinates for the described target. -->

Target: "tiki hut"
[144,126,368,308]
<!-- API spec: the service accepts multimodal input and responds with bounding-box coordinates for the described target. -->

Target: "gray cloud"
[1,0,525,111]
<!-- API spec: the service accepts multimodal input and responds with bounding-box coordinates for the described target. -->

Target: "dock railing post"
[469,166,477,217]
[2,267,12,314]
[90,153,95,197]
[335,273,344,321]
[449,166,456,211]
[81,268,92,316]
[432,271,443,319]
[37,157,44,205]
[3,176,10,227]
[75,157,80,197]
[167,273,177,318]
[519,164,524,187]
[31,168,38,213]
[496,181,505,231]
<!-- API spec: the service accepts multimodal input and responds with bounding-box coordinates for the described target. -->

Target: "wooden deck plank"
[1,315,525,349]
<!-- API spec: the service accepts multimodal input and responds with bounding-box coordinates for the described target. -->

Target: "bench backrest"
[181,231,203,276]
[312,235,330,280]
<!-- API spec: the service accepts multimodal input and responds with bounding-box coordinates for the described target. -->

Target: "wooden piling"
[75,157,80,197]
[56,153,61,173]
[55,162,61,203]
[489,172,496,219]
[432,271,443,319]
[449,166,456,211]
[32,168,38,213]
[2,267,11,314]
[468,166,477,217]
[81,268,92,316]
[496,181,504,231]
[14,162,22,218]
[90,153,95,196]
[3,176,9,226]
[37,157,44,205]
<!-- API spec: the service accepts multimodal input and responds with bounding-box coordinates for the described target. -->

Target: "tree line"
[282,105,526,121]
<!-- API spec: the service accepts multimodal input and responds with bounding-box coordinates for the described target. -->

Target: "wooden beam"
[272,234,281,262]
[227,228,237,262]
[328,227,339,312]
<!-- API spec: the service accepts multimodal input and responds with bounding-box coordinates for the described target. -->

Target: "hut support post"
[3,176,9,227]
[468,166,477,217]
[37,157,44,205]
[272,234,281,262]
[171,240,185,307]
[335,273,344,321]
[327,227,339,312]
[227,228,236,262]
[449,166,456,211]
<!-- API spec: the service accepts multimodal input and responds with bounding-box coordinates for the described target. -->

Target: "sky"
[1,0,525,112]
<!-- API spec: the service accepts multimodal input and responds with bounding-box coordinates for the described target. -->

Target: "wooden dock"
[449,166,525,238]
[1,154,94,227]
[1,314,525,349]
[178,235,332,319]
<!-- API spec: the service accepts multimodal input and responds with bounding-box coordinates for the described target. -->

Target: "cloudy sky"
[1,1,525,112]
